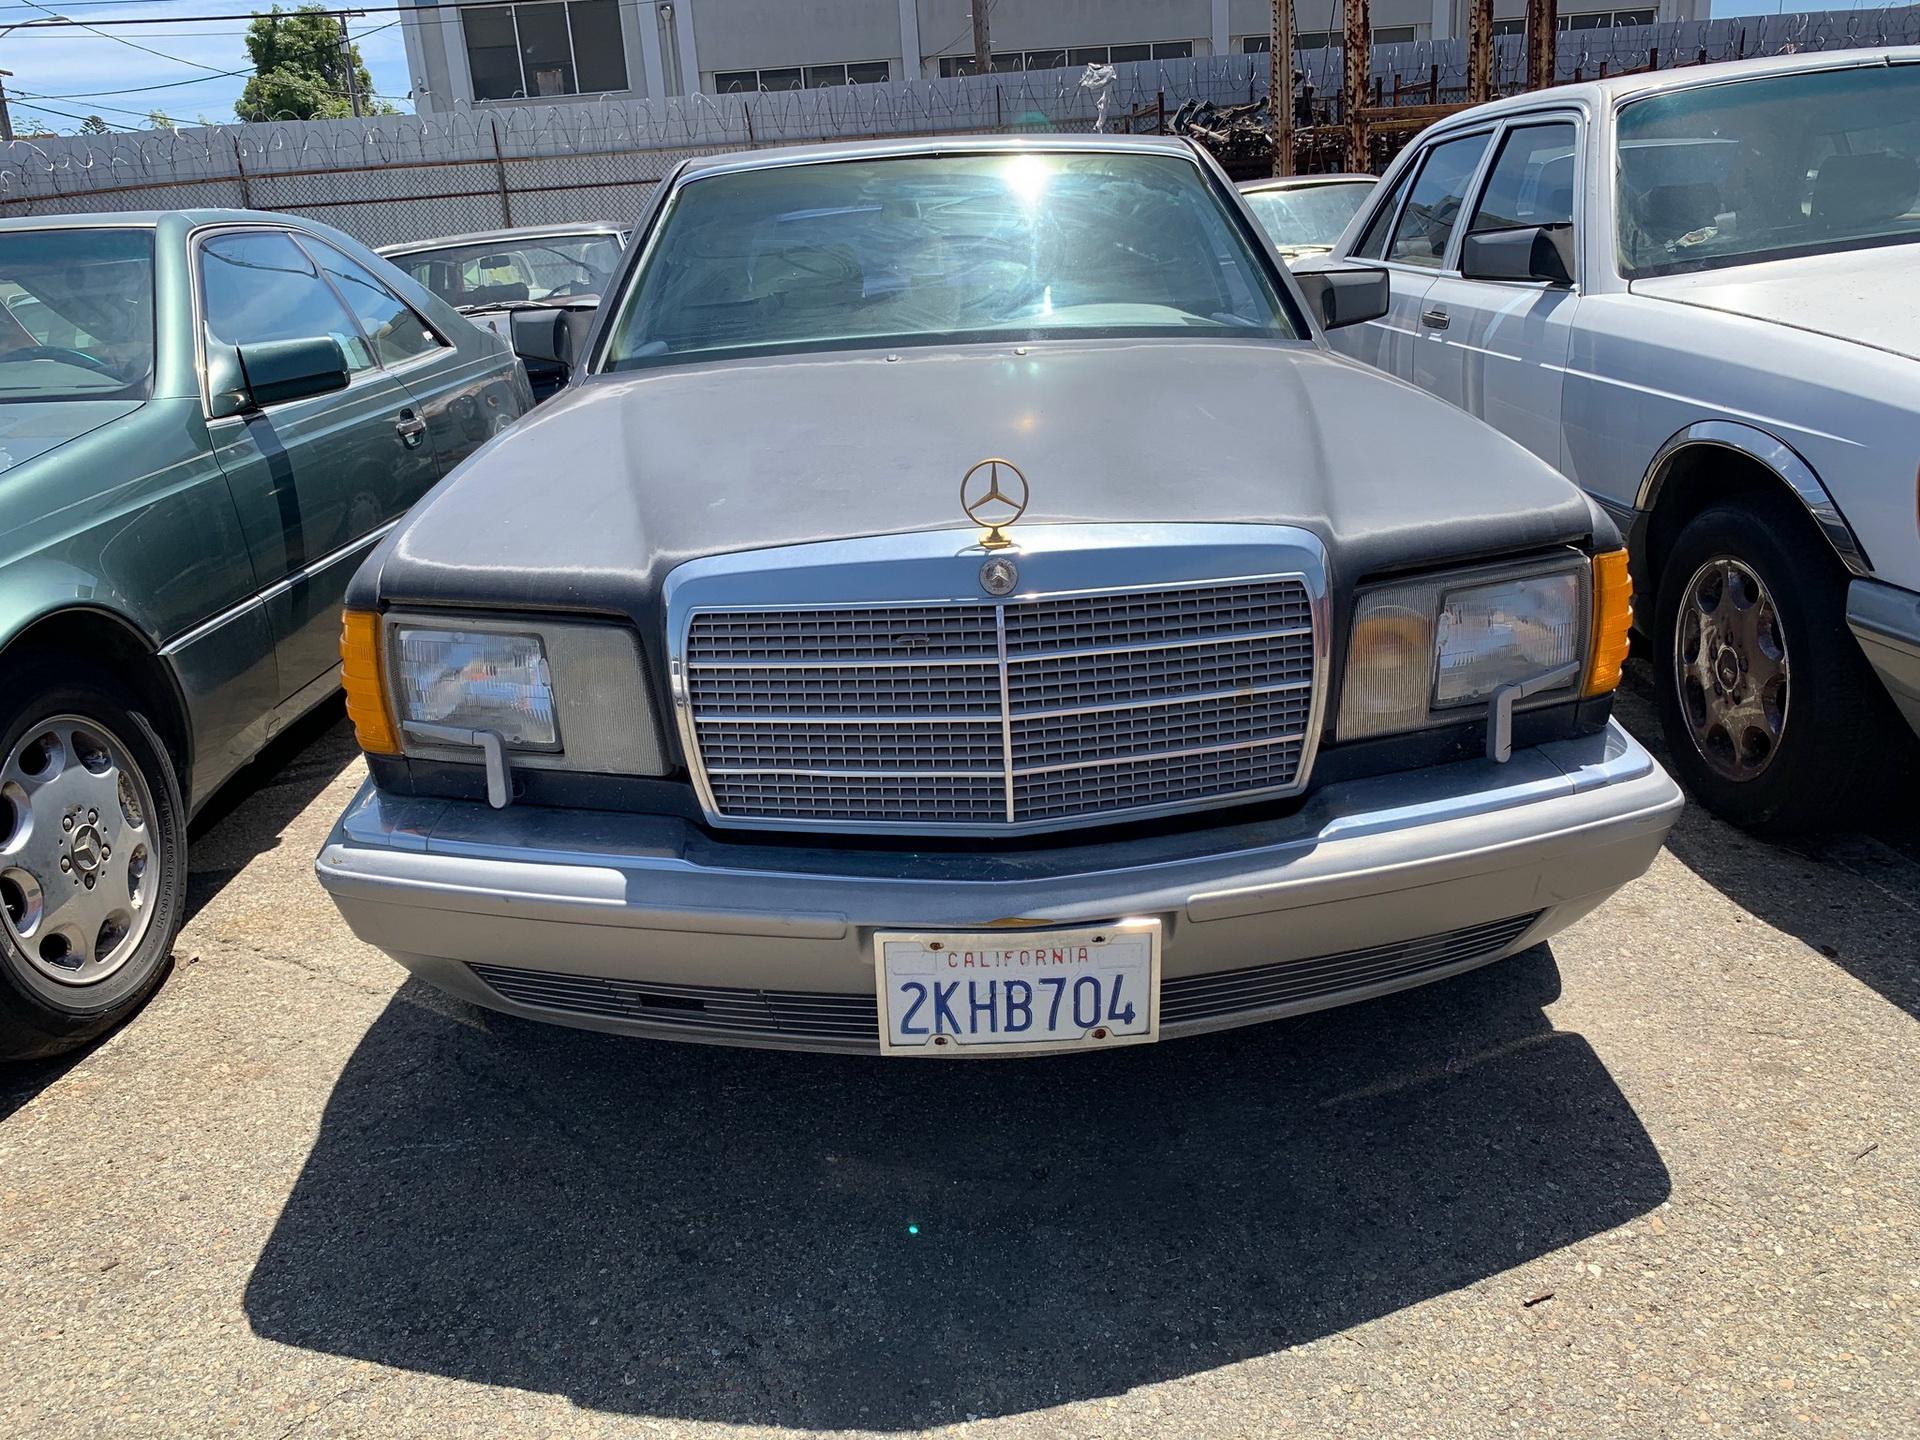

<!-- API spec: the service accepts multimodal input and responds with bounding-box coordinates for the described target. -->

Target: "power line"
[10,0,240,71]
[0,0,673,22]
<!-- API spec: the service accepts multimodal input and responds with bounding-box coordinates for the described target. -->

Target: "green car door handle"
[395,410,428,448]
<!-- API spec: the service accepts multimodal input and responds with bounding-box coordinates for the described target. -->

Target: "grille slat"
[685,576,1317,831]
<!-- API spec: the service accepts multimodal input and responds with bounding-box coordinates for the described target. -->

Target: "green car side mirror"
[207,336,350,417]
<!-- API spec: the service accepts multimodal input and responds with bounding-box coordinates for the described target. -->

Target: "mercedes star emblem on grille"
[979,556,1019,596]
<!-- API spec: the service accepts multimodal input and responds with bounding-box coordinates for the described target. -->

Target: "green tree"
[147,110,176,130]
[79,114,111,134]
[236,4,397,122]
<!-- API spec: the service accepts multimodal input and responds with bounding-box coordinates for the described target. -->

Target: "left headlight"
[341,610,667,776]
[1338,555,1607,742]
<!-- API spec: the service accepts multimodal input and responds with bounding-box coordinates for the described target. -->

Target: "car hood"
[1630,244,1920,363]
[363,338,1597,623]
[0,399,143,476]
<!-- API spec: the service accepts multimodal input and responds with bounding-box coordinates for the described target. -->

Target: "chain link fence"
[1,6,1914,248]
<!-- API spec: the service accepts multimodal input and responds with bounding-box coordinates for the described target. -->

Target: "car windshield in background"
[397,234,624,310]
[0,228,155,402]
[1616,63,1920,278]
[602,151,1300,369]
[1243,181,1375,251]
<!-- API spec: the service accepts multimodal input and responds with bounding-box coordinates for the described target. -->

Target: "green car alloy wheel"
[0,662,186,1061]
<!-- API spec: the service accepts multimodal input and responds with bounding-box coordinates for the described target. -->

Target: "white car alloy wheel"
[0,714,163,985]
[1673,556,1790,783]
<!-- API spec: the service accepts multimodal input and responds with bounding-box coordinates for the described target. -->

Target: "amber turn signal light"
[341,609,401,756]
[1585,550,1632,697]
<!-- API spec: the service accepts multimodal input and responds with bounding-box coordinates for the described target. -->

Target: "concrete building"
[398,0,1707,113]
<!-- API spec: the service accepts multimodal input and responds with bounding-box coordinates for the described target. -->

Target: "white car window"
[1469,122,1578,236]
[1389,133,1493,268]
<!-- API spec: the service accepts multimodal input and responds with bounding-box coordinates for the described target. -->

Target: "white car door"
[1413,116,1583,470]
[1326,129,1495,382]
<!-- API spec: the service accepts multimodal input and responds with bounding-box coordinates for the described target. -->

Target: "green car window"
[0,228,155,401]
[199,230,375,375]
[304,238,446,368]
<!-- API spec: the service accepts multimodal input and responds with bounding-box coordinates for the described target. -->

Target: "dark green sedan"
[0,211,532,1058]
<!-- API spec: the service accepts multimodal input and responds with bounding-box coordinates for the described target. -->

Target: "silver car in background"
[1236,174,1378,264]
[380,223,626,398]
[1318,47,1920,832]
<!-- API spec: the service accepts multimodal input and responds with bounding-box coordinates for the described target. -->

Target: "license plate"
[874,920,1161,1057]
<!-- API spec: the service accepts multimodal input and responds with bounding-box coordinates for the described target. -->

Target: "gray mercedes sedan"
[316,136,1682,1058]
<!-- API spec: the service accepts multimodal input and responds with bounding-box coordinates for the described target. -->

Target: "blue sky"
[0,0,1889,134]
[0,2,415,132]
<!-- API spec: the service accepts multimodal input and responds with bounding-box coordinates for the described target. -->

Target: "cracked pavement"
[2,662,1916,1438]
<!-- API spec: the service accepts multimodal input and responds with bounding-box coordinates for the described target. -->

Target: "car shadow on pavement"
[185,698,360,926]
[245,946,1668,1429]
[1614,660,1920,1022]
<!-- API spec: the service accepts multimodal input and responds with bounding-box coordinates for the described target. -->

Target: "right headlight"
[342,610,667,776]
[1337,552,1627,742]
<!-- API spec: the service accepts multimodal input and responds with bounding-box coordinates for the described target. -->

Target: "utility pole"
[1269,0,1293,176]
[971,3,992,76]
[0,70,14,144]
[338,12,363,118]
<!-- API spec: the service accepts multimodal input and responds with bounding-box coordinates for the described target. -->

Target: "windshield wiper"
[456,297,599,315]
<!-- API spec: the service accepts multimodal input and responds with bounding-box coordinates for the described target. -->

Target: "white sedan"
[1314,46,1920,833]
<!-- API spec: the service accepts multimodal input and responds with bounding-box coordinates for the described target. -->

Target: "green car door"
[196,226,442,701]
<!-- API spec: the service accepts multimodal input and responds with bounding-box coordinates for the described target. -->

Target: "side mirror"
[1459,223,1576,287]
[508,306,597,393]
[1293,265,1390,330]
[509,307,572,370]
[207,336,350,417]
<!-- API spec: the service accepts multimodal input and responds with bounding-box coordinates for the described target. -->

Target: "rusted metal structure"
[1270,0,1295,176]
[1344,0,1373,173]
[1469,0,1495,105]
[1527,0,1560,93]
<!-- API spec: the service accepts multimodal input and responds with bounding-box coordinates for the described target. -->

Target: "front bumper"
[316,720,1682,1053]
[1848,577,1920,741]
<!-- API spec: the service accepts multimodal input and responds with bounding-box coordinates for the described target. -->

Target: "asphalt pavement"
[3,661,1916,1438]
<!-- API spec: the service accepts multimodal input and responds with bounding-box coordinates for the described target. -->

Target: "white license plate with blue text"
[874,920,1161,1057]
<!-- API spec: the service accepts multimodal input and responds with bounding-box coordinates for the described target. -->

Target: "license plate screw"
[1092,935,1107,944]
[929,942,943,952]
[932,1035,950,1047]
[1092,1026,1109,1040]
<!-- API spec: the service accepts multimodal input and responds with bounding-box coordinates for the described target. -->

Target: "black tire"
[0,657,187,1061]
[1654,492,1889,834]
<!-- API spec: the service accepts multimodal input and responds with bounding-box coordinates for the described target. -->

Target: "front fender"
[1636,419,1870,577]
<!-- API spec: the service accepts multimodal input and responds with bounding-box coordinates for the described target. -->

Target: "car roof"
[0,208,336,235]
[377,223,627,256]
[1236,173,1376,192]
[673,131,1201,181]
[1424,44,1920,134]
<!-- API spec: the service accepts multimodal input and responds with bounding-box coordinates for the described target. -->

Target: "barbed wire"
[0,7,1914,216]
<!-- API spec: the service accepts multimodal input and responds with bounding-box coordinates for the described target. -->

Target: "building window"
[939,42,1192,78]
[464,1,628,101]
[1494,8,1655,34]
[1244,27,1418,53]
[715,60,891,93]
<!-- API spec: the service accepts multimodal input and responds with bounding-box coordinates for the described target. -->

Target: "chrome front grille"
[680,573,1320,834]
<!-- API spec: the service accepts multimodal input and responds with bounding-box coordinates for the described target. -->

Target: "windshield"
[0,228,155,402]
[1616,64,1920,278]
[394,233,624,310]
[601,151,1300,370]
[1243,181,1375,251]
